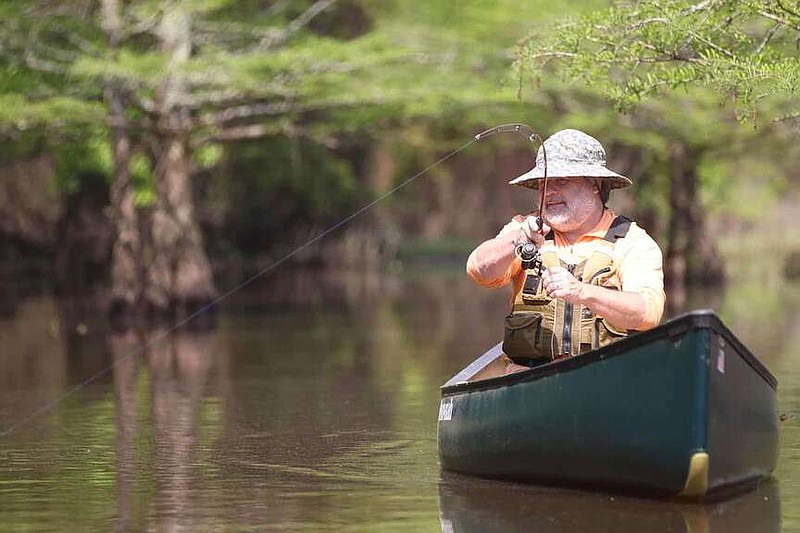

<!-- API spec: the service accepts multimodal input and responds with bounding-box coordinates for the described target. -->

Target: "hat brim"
[508,162,632,190]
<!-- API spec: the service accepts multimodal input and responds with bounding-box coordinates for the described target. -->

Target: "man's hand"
[466,214,550,287]
[511,214,549,248]
[543,265,649,330]
[542,266,583,303]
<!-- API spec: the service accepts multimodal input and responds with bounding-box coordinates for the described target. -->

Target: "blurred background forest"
[1,0,799,325]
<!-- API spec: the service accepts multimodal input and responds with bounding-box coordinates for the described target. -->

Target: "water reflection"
[112,331,139,533]
[111,329,222,532]
[0,298,66,427]
[438,472,780,533]
[0,269,798,531]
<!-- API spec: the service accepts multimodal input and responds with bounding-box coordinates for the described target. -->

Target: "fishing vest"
[502,216,632,364]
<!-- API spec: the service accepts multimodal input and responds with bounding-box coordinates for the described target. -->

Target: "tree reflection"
[111,330,140,533]
[150,329,215,532]
[111,328,220,532]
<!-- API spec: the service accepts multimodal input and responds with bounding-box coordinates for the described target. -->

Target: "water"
[1,268,798,532]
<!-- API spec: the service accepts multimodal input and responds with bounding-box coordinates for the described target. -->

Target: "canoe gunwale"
[441,309,777,396]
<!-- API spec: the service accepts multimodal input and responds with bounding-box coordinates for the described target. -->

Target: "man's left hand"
[542,266,584,303]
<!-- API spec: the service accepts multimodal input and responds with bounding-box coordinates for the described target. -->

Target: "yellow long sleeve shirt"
[466,209,666,331]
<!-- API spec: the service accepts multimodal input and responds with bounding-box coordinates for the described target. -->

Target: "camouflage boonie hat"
[509,129,632,189]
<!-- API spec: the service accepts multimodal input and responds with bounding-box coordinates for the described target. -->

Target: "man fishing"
[466,129,665,374]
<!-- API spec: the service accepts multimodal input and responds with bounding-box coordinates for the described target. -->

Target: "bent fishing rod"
[474,123,550,272]
[474,123,549,234]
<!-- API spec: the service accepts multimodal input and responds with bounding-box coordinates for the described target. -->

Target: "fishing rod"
[475,123,551,356]
[474,122,538,142]
[474,122,549,244]
[474,123,548,230]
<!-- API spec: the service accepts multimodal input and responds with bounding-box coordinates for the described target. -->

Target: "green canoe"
[437,310,778,498]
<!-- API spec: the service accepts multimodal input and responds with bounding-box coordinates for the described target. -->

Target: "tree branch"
[193,122,340,149]
[627,17,669,30]
[756,22,782,54]
[688,30,735,58]
[123,9,161,39]
[685,1,713,15]
[205,101,300,126]
[758,10,800,32]
[639,42,701,64]
[776,0,800,21]
[185,90,248,108]
[193,20,263,37]
[527,51,578,60]
[266,0,290,17]
[194,124,272,144]
[259,0,337,50]
[23,52,68,73]
[774,111,800,123]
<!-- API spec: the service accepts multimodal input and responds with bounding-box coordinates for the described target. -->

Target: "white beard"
[543,187,601,234]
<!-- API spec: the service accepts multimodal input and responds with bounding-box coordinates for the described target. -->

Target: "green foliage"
[18,0,791,268]
[510,0,800,232]
[51,130,112,194]
[130,153,156,207]
[0,94,104,135]
[516,0,800,121]
[697,146,789,219]
[0,0,614,141]
[0,0,578,202]
[193,143,223,170]
[222,137,367,255]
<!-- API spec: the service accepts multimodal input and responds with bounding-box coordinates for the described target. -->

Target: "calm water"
[1,268,799,532]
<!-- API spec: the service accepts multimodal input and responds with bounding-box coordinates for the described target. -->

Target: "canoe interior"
[441,309,776,393]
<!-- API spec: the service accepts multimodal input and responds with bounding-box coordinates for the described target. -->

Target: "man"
[466,129,665,373]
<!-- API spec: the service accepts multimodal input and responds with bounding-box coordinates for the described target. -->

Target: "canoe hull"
[437,310,778,498]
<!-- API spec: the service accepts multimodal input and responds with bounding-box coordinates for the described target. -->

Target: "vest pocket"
[521,291,551,305]
[503,312,544,359]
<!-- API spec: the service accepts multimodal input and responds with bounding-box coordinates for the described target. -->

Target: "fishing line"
[0,136,480,439]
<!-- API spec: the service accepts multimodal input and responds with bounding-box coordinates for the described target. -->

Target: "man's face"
[541,178,601,233]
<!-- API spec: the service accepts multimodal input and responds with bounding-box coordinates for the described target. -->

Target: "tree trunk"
[665,141,724,315]
[147,3,217,325]
[103,0,144,328]
[665,141,692,307]
[107,91,142,322]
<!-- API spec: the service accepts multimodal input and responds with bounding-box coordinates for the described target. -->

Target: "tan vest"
[502,216,631,363]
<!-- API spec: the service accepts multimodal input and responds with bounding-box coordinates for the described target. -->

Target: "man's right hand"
[510,214,549,249]
[466,214,549,287]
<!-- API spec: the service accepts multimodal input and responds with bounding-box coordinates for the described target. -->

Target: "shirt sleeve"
[466,220,523,288]
[614,224,666,330]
